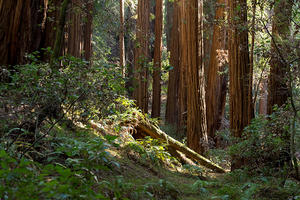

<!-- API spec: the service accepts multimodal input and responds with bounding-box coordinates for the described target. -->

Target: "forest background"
[0,0,300,199]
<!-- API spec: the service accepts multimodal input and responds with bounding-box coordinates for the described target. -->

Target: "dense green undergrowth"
[1,55,299,199]
[1,121,300,200]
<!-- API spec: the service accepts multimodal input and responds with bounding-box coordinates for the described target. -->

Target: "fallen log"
[136,121,226,173]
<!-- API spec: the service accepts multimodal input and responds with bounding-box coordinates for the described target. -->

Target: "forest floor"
[2,114,299,199]
[88,123,226,199]
[86,120,300,200]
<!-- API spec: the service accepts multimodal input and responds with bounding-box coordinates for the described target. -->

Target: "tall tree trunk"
[248,0,257,117]
[267,0,292,114]
[203,0,216,75]
[119,0,125,76]
[0,0,46,67]
[166,1,180,127]
[228,0,253,169]
[177,0,188,136]
[67,0,82,58]
[125,6,135,98]
[152,0,163,118]
[42,0,60,61]
[51,0,71,65]
[206,0,228,145]
[83,0,93,62]
[133,0,150,113]
[165,0,173,52]
[181,0,208,154]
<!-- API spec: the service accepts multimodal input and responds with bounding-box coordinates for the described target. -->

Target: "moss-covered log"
[136,121,226,173]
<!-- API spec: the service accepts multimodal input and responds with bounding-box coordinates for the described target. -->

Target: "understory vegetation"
[1,0,300,199]
[0,55,299,199]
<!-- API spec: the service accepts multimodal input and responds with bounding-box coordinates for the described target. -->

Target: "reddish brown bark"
[151,0,163,118]
[180,0,208,154]
[203,0,216,75]
[0,0,93,67]
[67,0,82,58]
[0,0,46,66]
[166,1,180,126]
[206,0,228,145]
[228,0,253,169]
[165,0,173,52]
[83,0,93,61]
[177,1,188,135]
[133,0,150,113]
[42,0,60,60]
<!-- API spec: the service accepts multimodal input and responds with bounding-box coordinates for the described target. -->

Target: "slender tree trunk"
[248,0,257,117]
[206,0,228,145]
[258,78,268,115]
[166,1,180,126]
[228,0,253,169]
[133,0,150,113]
[267,0,292,114]
[125,6,135,98]
[119,0,125,76]
[180,0,208,154]
[152,0,163,118]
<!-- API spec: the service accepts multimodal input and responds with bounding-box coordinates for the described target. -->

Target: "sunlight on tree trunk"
[133,0,150,113]
[206,0,228,146]
[180,0,208,154]
[119,0,125,76]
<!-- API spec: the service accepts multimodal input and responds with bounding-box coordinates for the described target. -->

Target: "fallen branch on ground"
[135,121,226,173]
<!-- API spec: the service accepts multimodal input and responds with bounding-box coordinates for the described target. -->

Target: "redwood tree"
[180,0,208,154]
[83,0,94,61]
[228,0,253,169]
[152,0,163,118]
[206,0,228,145]
[0,0,46,66]
[133,0,150,113]
[267,0,292,114]
[166,1,180,127]
[177,0,188,135]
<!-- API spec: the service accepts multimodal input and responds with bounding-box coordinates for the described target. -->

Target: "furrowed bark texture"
[166,1,180,127]
[177,1,187,135]
[206,0,228,144]
[228,0,253,169]
[180,0,208,154]
[83,0,94,62]
[133,0,150,113]
[0,0,46,66]
[152,0,163,118]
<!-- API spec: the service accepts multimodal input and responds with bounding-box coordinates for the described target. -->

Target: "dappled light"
[0,0,299,199]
